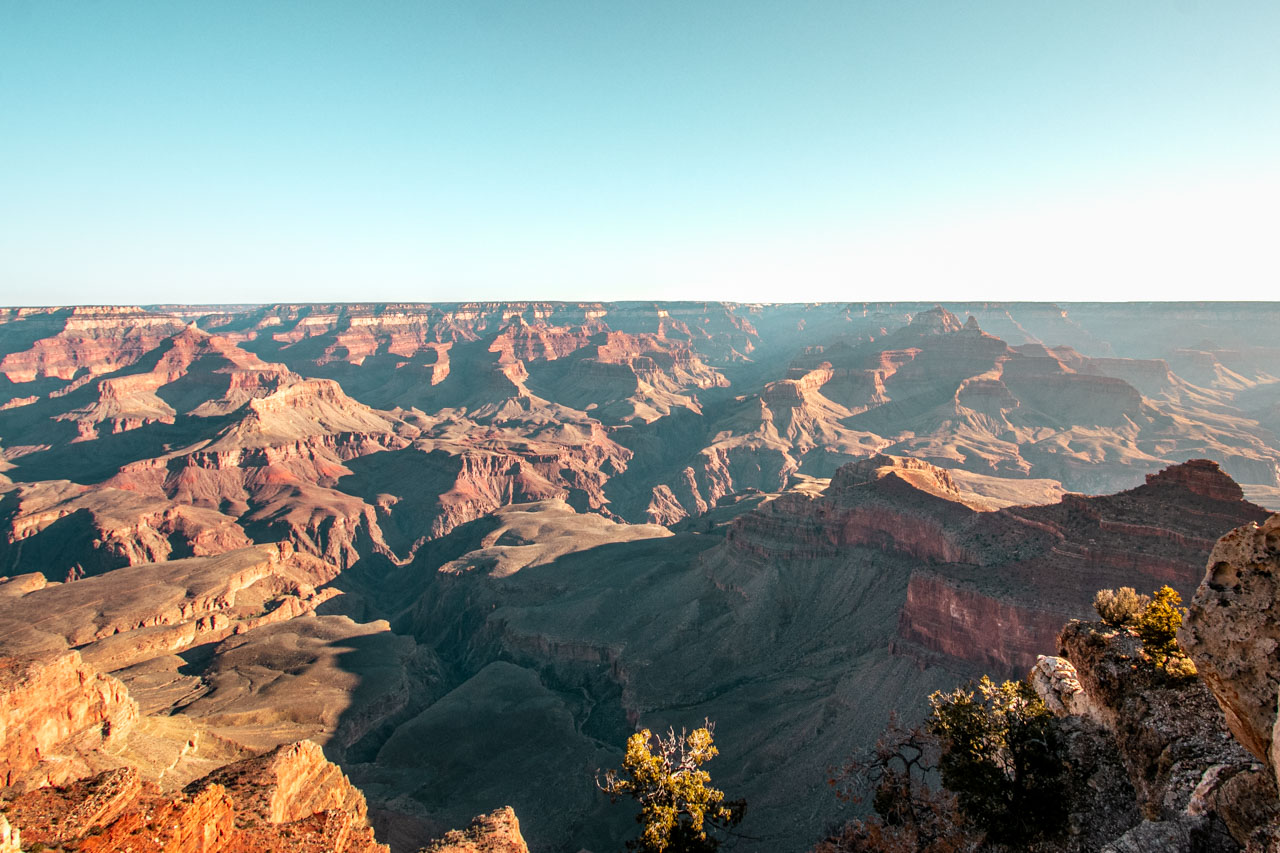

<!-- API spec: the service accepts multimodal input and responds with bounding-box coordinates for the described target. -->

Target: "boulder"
[1180,514,1280,778]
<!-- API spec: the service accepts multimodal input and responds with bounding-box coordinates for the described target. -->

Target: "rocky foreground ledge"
[1,740,389,852]
[0,645,529,852]
[1031,512,1280,852]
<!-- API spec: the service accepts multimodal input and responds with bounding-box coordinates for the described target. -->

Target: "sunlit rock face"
[1181,513,1280,782]
[3,302,1280,851]
[2,741,390,853]
[422,807,530,853]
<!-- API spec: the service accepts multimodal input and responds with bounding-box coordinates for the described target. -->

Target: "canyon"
[2,302,1280,851]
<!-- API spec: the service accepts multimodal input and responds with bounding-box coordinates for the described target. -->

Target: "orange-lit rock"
[5,742,388,853]
[423,807,530,853]
[0,650,138,787]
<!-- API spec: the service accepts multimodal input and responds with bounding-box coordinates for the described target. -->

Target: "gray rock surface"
[1181,514,1280,782]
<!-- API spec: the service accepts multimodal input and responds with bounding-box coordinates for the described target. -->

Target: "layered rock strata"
[893,459,1269,673]
[4,303,1280,852]
[2,741,389,853]
[0,650,138,787]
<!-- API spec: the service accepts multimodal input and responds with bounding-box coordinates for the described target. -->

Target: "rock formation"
[360,458,1265,850]
[0,306,188,387]
[989,509,1280,852]
[0,814,19,853]
[0,650,138,787]
[1054,623,1274,849]
[1181,512,1280,801]
[894,458,1269,673]
[1016,517,1280,852]
[195,740,373,826]
[3,741,389,852]
[421,807,530,853]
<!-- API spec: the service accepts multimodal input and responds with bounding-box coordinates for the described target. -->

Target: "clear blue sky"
[1,1,1277,305]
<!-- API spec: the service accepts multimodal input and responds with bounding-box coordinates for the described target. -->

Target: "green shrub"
[1135,585,1192,674]
[927,677,1069,847]
[1092,586,1150,627]
[598,723,744,852]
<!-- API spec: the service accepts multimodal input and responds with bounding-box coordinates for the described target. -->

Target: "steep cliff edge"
[3,741,389,852]
[1051,624,1276,851]
[896,459,1269,674]
[1023,510,1280,852]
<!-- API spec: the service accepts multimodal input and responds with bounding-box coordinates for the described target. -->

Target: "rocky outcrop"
[1146,458,1248,503]
[422,807,530,853]
[195,740,371,826]
[1054,621,1279,851]
[3,741,388,852]
[1180,513,1280,791]
[0,814,19,853]
[722,454,977,568]
[0,650,138,787]
[645,483,689,525]
[1030,654,1099,720]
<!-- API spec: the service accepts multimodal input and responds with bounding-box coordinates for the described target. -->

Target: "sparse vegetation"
[1091,584,1197,679]
[820,678,1074,851]
[926,677,1069,847]
[821,715,976,853]
[1134,585,1193,675]
[1092,586,1149,627]
[1162,654,1198,679]
[599,723,744,852]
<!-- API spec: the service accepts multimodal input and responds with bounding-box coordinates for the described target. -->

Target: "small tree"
[927,677,1069,847]
[1134,585,1193,675]
[1093,586,1149,627]
[822,715,977,853]
[598,723,744,852]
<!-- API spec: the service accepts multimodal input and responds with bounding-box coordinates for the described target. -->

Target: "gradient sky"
[1,1,1277,305]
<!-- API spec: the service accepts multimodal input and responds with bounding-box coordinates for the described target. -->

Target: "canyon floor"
[3,301,1280,851]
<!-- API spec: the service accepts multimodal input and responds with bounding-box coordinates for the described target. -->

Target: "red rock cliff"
[894,460,1269,674]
